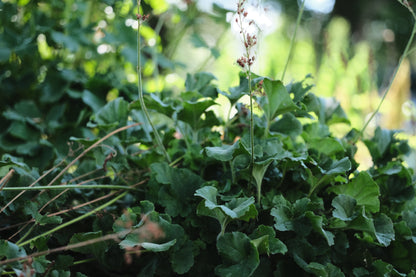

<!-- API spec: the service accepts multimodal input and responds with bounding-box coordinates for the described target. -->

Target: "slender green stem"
[2,184,138,191]
[17,191,127,247]
[359,4,416,138]
[230,161,236,184]
[16,224,36,245]
[136,1,171,163]
[281,0,305,82]
[73,258,96,265]
[248,70,255,174]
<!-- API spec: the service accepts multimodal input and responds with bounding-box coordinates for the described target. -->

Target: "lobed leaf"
[215,232,260,277]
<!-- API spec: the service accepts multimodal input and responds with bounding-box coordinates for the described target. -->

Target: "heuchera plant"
[1,0,416,276]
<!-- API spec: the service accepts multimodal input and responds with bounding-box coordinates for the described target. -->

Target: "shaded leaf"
[332,195,357,221]
[305,211,335,246]
[373,213,395,247]
[205,141,240,162]
[216,232,260,277]
[250,225,287,255]
[329,172,380,213]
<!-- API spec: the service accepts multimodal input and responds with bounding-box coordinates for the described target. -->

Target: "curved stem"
[136,1,171,163]
[281,0,305,82]
[359,4,416,138]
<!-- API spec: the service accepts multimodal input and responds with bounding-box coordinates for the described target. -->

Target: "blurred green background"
[1,0,416,170]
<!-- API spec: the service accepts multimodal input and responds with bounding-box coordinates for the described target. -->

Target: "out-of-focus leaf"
[215,232,260,277]
[205,141,240,162]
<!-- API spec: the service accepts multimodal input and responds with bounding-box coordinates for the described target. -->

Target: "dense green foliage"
[1,0,416,276]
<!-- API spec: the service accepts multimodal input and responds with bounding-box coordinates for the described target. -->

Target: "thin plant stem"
[0,190,121,232]
[359,2,416,138]
[2,184,139,191]
[235,0,259,193]
[43,123,141,191]
[136,0,171,163]
[2,211,153,267]
[15,224,36,245]
[249,70,255,174]
[281,0,305,82]
[0,169,14,192]
[2,228,130,266]
[5,180,145,240]
[17,191,128,247]
[38,175,109,213]
[0,158,67,214]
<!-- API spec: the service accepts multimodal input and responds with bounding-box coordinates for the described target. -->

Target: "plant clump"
[1,0,416,276]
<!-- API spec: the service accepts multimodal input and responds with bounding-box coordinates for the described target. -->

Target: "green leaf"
[364,127,393,161]
[151,162,204,217]
[177,98,217,130]
[141,240,176,252]
[82,89,105,113]
[205,141,240,162]
[0,240,27,264]
[226,197,258,221]
[50,270,71,277]
[92,97,129,128]
[348,207,376,234]
[260,78,297,122]
[185,72,218,98]
[195,186,257,236]
[252,160,272,200]
[373,213,395,247]
[270,195,294,232]
[329,172,380,213]
[305,211,335,246]
[221,73,248,105]
[402,211,416,243]
[120,237,176,252]
[195,186,256,220]
[332,195,357,221]
[323,157,351,175]
[32,256,51,274]
[306,262,345,277]
[170,240,194,274]
[372,259,406,276]
[195,186,218,206]
[317,97,350,125]
[35,214,63,226]
[215,232,260,277]
[250,225,287,255]
[270,113,303,137]
[68,232,107,258]
[138,93,178,117]
[55,255,74,270]
[308,137,345,157]
[286,76,314,103]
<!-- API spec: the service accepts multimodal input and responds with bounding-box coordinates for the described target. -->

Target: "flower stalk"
[136,0,171,163]
[235,0,258,177]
